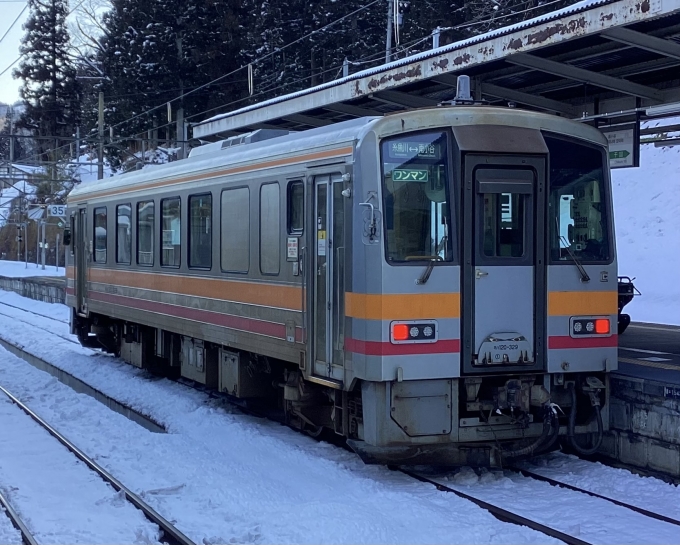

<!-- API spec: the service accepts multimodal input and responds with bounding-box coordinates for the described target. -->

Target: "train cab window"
[221,187,249,273]
[93,207,107,263]
[287,181,304,234]
[546,136,610,263]
[260,183,280,275]
[137,200,154,266]
[381,131,454,263]
[189,194,212,269]
[116,204,131,264]
[161,197,181,267]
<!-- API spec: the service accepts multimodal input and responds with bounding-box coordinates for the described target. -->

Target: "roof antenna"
[454,75,474,105]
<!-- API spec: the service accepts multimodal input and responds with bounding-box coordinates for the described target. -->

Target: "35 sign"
[47,205,66,217]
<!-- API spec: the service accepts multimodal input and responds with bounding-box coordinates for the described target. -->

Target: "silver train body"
[66,106,618,465]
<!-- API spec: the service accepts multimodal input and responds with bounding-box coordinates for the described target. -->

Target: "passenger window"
[161,197,181,267]
[482,193,525,258]
[221,187,249,273]
[116,204,131,264]
[189,194,212,269]
[287,181,304,234]
[260,183,280,275]
[137,200,154,266]
[93,207,107,263]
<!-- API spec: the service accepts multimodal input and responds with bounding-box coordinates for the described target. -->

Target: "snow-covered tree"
[13,0,81,162]
[0,108,26,162]
[96,0,246,141]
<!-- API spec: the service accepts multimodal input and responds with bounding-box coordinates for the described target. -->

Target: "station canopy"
[193,0,680,144]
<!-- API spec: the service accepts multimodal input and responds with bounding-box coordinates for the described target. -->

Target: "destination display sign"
[388,141,441,160]
[392,168,429,182]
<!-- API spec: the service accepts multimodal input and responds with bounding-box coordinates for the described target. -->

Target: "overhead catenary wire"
[0,0,88,79]
[106,0,384,133]
[0,2,28,45]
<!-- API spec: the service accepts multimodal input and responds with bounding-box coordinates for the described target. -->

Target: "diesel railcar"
[65,104,618,465]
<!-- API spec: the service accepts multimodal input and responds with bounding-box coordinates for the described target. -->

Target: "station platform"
[617,323,680,386]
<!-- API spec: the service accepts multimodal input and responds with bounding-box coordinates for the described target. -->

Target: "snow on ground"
[0,291,68,323]
[0,391,160,543]
[519,451,680,522]
[612,142,680,325]
[2,295,680,543]
[0,298,555,544]
[431,466,680,544]
[0,508,21,545]
[0,260,65,278]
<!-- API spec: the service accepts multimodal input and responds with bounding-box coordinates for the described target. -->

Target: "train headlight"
[573,322,582,333]
[586,321,594,333]
[390,321,438,344]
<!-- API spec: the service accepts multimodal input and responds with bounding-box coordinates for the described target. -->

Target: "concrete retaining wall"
[0,275,66,304]
[602,375,680,478]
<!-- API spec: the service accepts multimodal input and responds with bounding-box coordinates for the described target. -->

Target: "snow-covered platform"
[0,269,65,305]
[617,323,680,385]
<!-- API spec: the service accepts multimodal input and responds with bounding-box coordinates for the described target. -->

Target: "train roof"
[68,116,375,202]
[68,106,606,202]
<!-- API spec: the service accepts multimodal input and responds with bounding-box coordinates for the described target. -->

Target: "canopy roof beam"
[602,27,680,61]
[506,53,665,102]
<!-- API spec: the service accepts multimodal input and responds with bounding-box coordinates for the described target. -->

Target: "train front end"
[346,107,617,465]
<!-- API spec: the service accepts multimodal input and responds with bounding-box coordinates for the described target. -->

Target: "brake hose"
[567,383,604,455]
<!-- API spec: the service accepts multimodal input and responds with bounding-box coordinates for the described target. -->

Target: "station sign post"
[601,122,640,169]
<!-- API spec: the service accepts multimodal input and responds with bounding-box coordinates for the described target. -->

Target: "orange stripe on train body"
[345,292,460,320]
[548,291,617,316]
[67,146,354,203]
[82,268,302,311]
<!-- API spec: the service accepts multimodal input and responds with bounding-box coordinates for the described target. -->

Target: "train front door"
[462,157,546,374]
[74,207,88,315]
[311,173,346,382]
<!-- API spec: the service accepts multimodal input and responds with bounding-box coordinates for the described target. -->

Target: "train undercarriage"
[73,310,609,467]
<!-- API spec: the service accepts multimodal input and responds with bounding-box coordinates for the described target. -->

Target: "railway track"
[403,465,680,545]
[0,488,37,545]
[0,383,191,545]
[0,302,76,345]
[401,468,592,545]
[510,466,680,528]
[0,299,67,323]
[2,296,679,543]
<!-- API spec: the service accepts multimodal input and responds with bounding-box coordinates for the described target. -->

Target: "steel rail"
[0,383,194,545]
[0,307,78,345]
[511,466,680,528]
[400,468,593,545]
[0,300,67,324]
[0,489,39,545]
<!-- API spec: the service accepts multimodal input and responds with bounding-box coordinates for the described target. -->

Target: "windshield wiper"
[416,237,447,285]
[560,236,590,283]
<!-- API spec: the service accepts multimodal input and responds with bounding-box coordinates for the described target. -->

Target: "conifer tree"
[13,0,81,162]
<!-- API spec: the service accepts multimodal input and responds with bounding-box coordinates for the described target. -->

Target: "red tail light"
[391,323,409,342]
[595,318,610,334]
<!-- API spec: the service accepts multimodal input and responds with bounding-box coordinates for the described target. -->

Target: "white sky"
[0,1,30,105]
